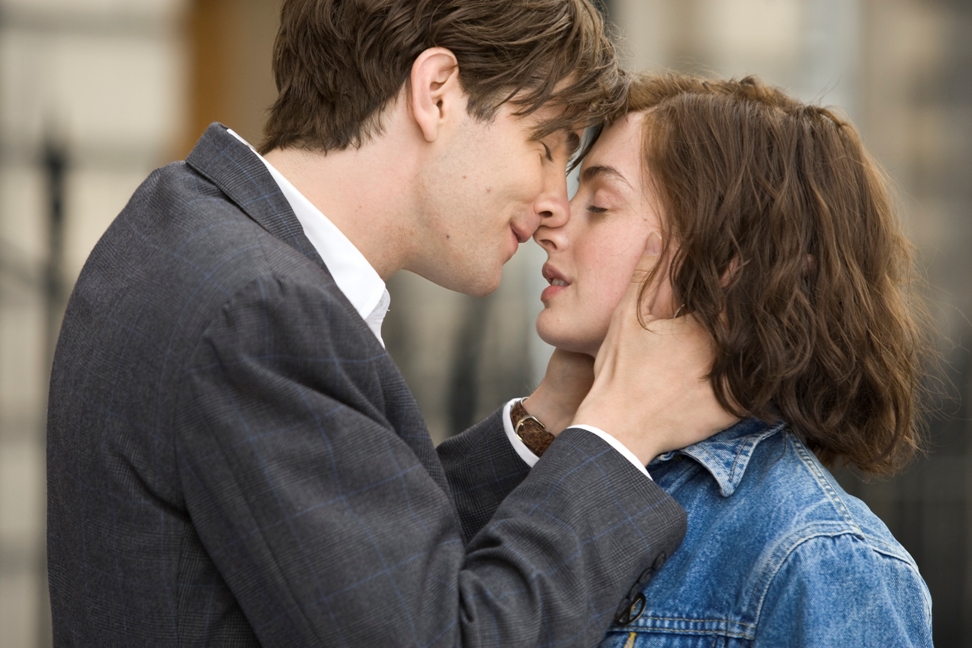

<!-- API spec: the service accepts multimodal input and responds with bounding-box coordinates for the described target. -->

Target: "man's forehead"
[525,117,584,155]
[522,99,584,139]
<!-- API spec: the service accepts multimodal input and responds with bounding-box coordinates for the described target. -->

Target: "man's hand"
[522,349,595,436]
[572,235,738,465]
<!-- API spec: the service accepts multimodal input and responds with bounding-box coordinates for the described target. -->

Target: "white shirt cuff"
[503,399,540,467]
[503,399,652,480]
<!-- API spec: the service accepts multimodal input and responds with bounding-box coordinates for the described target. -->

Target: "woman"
[533,74,934,646]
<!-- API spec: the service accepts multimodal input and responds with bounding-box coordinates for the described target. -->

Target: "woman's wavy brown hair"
[628,73,933,475]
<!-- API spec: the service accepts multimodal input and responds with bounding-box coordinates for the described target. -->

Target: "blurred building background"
[0,0,968,646]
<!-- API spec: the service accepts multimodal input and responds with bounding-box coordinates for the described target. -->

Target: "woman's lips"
[540,263,570,303]
[541,282,567,303]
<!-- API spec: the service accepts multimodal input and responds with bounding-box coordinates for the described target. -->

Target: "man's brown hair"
[260,0,626,154]
[628,73,934,475]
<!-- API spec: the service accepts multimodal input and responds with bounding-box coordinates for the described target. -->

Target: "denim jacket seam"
[616,626,755,640]
[788,435,864,534]
[866,541,920,566]
[750,527,871,629]
[614,615,757,639]
[859,539,929,619]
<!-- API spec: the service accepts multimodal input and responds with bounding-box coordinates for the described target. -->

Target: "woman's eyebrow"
[581,164,630,187]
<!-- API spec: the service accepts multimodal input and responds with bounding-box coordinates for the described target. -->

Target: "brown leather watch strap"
[511,399,556,457]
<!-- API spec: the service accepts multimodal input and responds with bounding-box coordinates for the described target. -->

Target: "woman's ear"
[639,231,678,320]
[645,231,662,257]
[409,47,463,143]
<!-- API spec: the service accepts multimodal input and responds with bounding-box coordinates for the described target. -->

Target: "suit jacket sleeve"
[438,408,530,543]
[175,274,686,647]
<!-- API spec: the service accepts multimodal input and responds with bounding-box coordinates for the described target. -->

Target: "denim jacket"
[601,418,933,647]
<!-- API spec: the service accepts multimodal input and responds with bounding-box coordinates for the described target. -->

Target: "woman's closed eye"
[586,204,608,214]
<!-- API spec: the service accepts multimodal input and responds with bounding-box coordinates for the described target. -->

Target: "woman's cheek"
[599,277,631,321]
[585,291,619,345]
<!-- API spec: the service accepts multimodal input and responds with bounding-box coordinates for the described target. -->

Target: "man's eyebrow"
[581,164,631,187]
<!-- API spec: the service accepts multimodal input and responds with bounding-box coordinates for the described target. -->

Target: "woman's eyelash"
[587,205,608,214]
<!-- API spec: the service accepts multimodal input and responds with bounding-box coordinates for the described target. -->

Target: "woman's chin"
[536,317,598,357]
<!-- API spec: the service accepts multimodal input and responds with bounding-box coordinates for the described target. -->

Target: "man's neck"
[263,135,417,281]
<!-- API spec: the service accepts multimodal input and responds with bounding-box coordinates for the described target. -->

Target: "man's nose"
[533,167,570,231]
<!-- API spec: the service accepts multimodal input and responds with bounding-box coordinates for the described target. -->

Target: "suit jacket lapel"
[185,123,327,272]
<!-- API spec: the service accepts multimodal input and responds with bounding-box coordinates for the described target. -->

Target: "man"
[47,0,731,645]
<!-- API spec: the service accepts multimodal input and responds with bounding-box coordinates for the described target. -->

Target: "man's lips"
[504,228,517,260]
[510,223,532,244]
[540,263,570,302]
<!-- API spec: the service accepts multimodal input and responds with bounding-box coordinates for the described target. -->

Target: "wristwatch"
[511,398,556,457]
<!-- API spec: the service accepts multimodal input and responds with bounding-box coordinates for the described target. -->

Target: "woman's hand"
[522,349,595,436]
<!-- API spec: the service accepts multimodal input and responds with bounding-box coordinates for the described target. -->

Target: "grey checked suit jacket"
[47,124,686,647]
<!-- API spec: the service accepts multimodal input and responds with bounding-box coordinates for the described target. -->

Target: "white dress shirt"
[229,129,649,478]
[228,129,390,345]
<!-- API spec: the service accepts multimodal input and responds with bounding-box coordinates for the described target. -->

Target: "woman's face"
[534,112,669,356]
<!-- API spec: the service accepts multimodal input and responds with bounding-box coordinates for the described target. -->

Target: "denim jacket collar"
[651,418,788,497]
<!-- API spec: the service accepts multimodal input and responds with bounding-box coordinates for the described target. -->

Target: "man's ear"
[409,47,463,143]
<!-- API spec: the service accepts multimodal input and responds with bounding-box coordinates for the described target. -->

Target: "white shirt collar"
[226,129,390,346]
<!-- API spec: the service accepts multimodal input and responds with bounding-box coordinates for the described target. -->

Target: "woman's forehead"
[582,113,645,185]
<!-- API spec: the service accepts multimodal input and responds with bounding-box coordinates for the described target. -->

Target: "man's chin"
[425,266,502,297]
[458,270,502,297]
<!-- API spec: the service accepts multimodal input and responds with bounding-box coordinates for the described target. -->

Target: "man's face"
[408,102,579,297]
